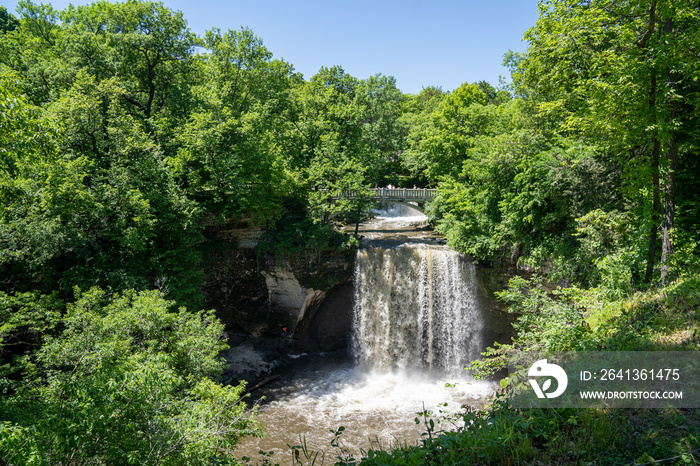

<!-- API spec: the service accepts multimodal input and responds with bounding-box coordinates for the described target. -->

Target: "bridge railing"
[337,188,437,201]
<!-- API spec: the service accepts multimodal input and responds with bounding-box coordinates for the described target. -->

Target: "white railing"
[337,188,437,201]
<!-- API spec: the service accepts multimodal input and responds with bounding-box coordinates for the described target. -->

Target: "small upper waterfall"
[353,243,483,376]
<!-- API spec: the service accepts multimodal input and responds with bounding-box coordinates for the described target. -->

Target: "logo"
[528,359,568,398]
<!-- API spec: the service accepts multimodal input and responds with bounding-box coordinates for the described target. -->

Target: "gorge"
[231,205,511,462]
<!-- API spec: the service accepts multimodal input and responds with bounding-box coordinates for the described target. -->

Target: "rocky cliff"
[201,222,514,387]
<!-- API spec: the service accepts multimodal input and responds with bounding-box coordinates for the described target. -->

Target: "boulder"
[293,281,354,352]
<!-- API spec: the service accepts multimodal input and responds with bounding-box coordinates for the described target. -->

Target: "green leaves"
[284,66,405,223]
[401,81,516,181]
[172,26,296,225]
[1,288,258,465]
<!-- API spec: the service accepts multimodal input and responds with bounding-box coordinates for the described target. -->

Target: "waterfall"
[352,243,483,375]
[237,214,499,462]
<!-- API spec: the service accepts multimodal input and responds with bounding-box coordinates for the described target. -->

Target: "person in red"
[282,327,288,337]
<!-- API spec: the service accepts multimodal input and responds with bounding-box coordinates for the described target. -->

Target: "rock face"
[293,282,354,352]
[201,228,355,338]
[201,245,269,336]
[295,289,326,331]
[474,264,515,348]
[264,268,307,320]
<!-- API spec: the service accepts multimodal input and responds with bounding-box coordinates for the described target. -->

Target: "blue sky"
[1,0,540,94]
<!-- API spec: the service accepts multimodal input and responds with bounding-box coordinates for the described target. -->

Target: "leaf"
[635,452,655,465]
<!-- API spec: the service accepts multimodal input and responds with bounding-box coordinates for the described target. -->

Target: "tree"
[518,0,700,283]
[400,86,446,181]
[354,73,406,180]
[0,288,260,465]
[0,70,66,291]
[0,6,19,33]
[175,27,297,225]
[305,144,375,226]
[401,82,507,181]
[1,2,205,306]
[285,67,404,223]
[58,0,197,123]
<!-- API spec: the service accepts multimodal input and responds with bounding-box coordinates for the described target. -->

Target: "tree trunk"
[660,134,677,283]
[644,73,661,284]
[661,66,679,284]
[354,204,362,237]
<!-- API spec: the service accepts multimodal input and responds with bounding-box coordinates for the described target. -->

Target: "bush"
[0,288,260,465]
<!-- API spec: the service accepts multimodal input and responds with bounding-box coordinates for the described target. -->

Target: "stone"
[295,288,326,332]
[293,281,354,352]
[264,268,307,320]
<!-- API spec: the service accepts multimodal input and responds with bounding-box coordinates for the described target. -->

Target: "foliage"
[0,6,19,34]
[357,398,700,466]
[0,291,62,393]
[420,0,700,290]
[518,0,700,283]
[257,217,356,262]
[468,276,592,380]
[472,268,700,380]
[174,26,297,225]
[428,118,626,285]
[284,66,405,222]
[0,288,260,465]
[0,4,204,307]
[401,82,506,181]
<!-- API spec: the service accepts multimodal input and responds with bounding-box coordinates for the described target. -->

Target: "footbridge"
[337,188,437,213]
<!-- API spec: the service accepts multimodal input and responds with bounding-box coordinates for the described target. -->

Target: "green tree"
[0,6,19,33]
[1,2,204,306]
[44,70,202,306]
[284,67,403,223]
[400,86,446,181]
[402,82,507,181]
[0,70,67,291]
[0,288,259,465]
[518,0,700,282]
[354,73,406,181]
[57,0,197,123]
[175,27,297,225]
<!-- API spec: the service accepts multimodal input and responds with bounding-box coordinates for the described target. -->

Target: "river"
[237,204,500,464]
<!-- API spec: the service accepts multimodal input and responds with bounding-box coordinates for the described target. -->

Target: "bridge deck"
[339,188,437,202]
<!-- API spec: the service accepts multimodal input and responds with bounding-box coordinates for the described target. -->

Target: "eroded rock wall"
[201,227,355,338]
[293,281,354,352]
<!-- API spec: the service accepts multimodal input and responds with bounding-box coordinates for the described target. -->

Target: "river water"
[237,204,499,463]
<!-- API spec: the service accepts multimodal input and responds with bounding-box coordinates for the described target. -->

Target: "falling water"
[353,244,483,375]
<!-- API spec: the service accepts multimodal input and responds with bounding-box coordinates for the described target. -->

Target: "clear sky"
[1,0,540,94]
